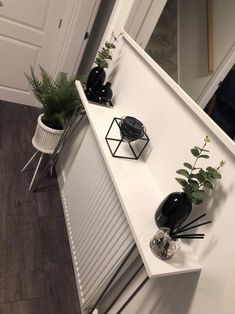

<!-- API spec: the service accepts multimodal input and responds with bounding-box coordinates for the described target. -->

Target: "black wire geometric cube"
[105,117,149,160]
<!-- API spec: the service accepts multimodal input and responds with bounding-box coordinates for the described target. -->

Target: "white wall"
[179,0,235,102]
[101,1,235,313]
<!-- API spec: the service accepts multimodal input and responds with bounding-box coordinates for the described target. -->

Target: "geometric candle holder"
[105,117,149,160]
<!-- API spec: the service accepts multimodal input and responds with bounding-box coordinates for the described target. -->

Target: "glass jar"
[150,227,181,260]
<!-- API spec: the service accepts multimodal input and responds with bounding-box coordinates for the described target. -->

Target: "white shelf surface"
[76,81,201,278]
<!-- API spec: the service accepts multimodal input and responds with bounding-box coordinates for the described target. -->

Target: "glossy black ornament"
[99,82,113,102]
[155,192,192,231]
[86,66,106,93]
[119,116,145,142]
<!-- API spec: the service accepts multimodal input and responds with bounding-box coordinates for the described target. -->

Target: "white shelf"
[76,81,201,278]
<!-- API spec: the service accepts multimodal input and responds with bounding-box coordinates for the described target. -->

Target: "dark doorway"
[205,64,235,140]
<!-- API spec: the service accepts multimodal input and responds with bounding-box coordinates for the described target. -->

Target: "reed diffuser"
[150,214,212,260]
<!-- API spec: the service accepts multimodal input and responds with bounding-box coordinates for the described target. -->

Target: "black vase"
[155,192,192,231]
[86,66,106,93]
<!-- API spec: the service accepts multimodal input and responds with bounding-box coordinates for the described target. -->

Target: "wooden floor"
[0,101,81,314]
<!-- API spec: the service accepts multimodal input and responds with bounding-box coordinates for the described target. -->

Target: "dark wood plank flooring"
[0,101,81,314]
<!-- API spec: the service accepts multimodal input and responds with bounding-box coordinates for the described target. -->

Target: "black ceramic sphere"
[120,116,145,142]
[99,82,113,102]
[155,192,192,231]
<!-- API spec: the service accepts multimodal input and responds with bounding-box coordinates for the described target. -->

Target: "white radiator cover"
[61,126,134,311]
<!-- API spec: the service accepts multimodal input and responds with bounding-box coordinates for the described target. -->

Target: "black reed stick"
[174,213,206,234]
[175,233,205,237]
[171,233,205,240]
[175,221,212,233]
[175,235,204,238]
[163,242,170,259]
[174,236,204,239]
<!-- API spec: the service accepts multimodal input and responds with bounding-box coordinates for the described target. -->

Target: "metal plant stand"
[29,108,86,192]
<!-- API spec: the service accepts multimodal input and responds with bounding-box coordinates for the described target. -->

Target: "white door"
[0,0,100,106]
[0,0,68,106]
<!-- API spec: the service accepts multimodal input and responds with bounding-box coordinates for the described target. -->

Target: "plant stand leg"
[29,152,43,191]
[21,151,38,173]
[32,110,86,191]
[49,160,53,176]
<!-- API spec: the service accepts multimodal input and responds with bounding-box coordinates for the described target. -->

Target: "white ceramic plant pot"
[32,114,64,154]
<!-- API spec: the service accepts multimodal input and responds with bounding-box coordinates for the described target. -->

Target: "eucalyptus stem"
[95,32,122,68]
[189,141,207,177]
[175,136,224,206]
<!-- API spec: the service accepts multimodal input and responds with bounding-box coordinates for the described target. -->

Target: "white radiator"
[61,127,134,311]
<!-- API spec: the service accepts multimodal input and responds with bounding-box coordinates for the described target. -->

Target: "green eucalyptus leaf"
[198,154,210,159]
[192,172,204,183]
[175,178,188,187]
[190,174,199,179]
[199,169,207,179]
[195,146,210,152]
[183,185,193,199]
[176,169,190,177]
[212,172,221,179]
[105,42,115,49]
[183,162,192,169]
[204,173,214,182]
[191,148,200,157]
[192,197,203,205]
[204,181,214,189]
[206,167,221,179]
[188,179,199,191]
[192,190,205,200]
[97,59,108,68]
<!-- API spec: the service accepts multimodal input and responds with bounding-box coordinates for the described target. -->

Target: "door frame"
[125,0,167,49]
[50,0,101,77]
[197,43,235,108]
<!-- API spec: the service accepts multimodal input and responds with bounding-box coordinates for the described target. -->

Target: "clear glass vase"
[150,227,181,260]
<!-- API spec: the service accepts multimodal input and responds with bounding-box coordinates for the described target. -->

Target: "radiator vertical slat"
[77,198,120,271]
[74,171,113,247]
[62,127,134,310]
[69,155,104,230]
[83,231,134,302]
[80,212,126,281]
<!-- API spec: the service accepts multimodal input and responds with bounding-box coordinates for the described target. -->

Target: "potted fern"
[155,136,224,231]
[25,66,81,152]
